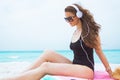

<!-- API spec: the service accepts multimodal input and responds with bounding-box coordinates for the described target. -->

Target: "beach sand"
[0,62,119,79]
[0,62,30,78]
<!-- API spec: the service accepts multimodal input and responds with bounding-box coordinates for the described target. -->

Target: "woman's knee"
[40,62,50,72]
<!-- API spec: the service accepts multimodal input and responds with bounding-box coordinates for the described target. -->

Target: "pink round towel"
[94,71,113,80]
[53,71,114,80]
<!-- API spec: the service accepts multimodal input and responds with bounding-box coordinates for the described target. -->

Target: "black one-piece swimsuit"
[70,37,94,71]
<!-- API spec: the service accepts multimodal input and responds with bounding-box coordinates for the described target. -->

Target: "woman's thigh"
[40,50,72,64]
[43,62,94,79]
[27,50,72,71]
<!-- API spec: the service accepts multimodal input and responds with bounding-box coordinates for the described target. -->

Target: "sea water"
[0,50,120,63]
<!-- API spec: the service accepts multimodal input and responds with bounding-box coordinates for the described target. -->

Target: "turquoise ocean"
[0,50,120,63]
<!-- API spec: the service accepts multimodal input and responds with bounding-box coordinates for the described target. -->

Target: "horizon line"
[0,49,120,53]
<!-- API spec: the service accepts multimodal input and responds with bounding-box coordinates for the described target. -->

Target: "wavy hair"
[65,4,101,48]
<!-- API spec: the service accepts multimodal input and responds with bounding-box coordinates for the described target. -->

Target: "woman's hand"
[106,67,113,78]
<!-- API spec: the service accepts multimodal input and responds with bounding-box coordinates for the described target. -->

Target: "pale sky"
[0,0,120,51]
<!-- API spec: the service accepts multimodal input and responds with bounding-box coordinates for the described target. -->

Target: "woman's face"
[64,12,79,27]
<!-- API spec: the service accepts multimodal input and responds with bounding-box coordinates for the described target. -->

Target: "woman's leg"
[0,50,72,80]
[3,62,93,80]
[25,50,72,71]
[41,62,94,79]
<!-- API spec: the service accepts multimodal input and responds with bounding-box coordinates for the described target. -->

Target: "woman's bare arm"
[94,36,112,77]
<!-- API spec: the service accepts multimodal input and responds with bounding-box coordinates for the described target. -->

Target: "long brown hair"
[65,4,100,48]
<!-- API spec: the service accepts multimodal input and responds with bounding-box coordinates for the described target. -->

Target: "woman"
[2,3,112,80]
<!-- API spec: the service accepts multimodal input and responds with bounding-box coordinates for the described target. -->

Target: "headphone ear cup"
[70,5,83,18]
[76,11,83,18]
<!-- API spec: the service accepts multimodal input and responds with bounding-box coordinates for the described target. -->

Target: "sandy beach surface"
[0,62,119,79]
[0,62,31,78]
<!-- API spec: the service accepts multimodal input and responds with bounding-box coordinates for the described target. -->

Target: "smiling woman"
[0,3,113,80]
[0,0,120,80]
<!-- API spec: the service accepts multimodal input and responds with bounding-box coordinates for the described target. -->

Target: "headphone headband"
[70,4,83,18]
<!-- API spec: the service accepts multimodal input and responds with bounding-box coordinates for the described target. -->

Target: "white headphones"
[70,4,83,18]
